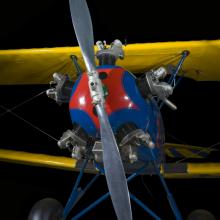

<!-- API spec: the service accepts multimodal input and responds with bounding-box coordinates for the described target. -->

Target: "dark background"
[0,0,220,219]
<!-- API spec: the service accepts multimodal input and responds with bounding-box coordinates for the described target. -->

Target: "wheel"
[28,198,63,220]
[187,209,216,220]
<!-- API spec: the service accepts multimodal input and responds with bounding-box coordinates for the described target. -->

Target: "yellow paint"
[0,149,77,171]
[164,143,215,158]
[163,163,220,178]
[188,163,220,175]
[1,149,220,178]
[0,39,220,84]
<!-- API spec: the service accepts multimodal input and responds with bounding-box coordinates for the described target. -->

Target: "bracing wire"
[0,89,59,143]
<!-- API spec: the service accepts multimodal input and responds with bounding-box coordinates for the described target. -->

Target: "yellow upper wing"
[0,39,220,84]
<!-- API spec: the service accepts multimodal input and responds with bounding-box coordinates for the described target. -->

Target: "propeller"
[69,1,132,220]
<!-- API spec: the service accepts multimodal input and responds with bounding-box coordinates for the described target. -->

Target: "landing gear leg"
[149,148,183,220]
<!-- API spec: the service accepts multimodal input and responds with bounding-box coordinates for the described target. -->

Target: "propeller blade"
[69,1,132,219]
[96,104,133,220]
[69,0,96,73]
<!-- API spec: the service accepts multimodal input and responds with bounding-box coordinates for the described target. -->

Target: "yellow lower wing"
[0,146,219,178]
[0,149,77,171]
[0,39,220,84]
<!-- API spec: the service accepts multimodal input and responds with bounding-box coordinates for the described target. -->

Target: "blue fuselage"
[69,65,165,163]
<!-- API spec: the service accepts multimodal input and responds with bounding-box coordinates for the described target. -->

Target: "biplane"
[0,0,220,219]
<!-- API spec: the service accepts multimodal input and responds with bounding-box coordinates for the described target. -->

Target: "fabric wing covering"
[0,39,220,85]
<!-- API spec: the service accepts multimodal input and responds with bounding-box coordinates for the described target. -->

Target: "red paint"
[69,67,138,129]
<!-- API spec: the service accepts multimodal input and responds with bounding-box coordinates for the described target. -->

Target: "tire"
[28,198,63,220]
[187,209,216,220]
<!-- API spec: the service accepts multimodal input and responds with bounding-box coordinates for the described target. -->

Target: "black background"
[0,0,220,219]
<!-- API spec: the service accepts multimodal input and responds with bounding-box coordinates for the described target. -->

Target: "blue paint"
[97,64,120,69]
[149,149,183,220]
[137,146,161,163]
[63,159,89,219]
[69,66,165,163]
[70,164,162,220]
[168,51,189,86]
[69,109,97,136]
[130,193,161,220]
[123,71,148,112]
[108,109,150,132]
[190,149,208,157]
[169,147,184,158]
[70,75,81,98]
